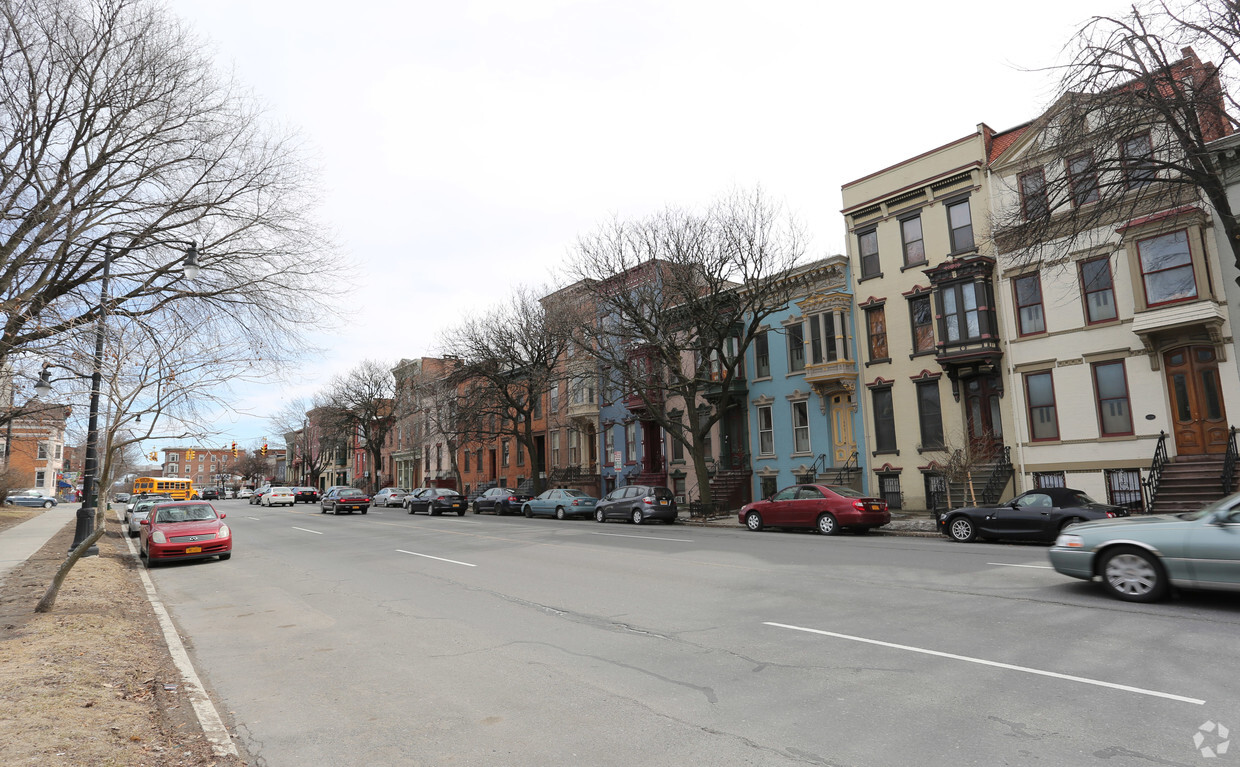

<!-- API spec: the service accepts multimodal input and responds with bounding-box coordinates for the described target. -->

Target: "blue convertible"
[522,489,598,520]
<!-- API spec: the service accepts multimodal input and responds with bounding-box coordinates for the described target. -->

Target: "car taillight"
[1106,511,1116,518]
[643,496,654,505]
[853,501,866,511]
[508,496,517,502]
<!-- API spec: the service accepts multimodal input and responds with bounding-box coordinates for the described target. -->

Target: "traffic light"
[148,451,157,461]
[187,449,195,460]
[231,441,237,457]
[261,443,268,456]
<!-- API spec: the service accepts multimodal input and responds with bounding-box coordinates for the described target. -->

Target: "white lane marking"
[114,512,239,756]
[988,562,1054,569]
[246,516,261,521]
[765,622,1204,706]
[292,527,323,535]
[396,549,476,567]
[591,532,693,543]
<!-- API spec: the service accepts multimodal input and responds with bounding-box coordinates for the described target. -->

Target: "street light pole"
[71,241,113,555]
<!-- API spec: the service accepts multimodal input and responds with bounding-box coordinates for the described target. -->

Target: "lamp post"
[69,238,201,554]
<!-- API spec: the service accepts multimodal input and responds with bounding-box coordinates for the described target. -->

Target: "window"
[624,422,635,463]
[1013,273,1045,335]
[901,215,925,265]
[1121,133,1155,187]
[946,199,974,252]
[1092,361,1133,436]
[1025,371,1059,441]
[54,444,62,460]
[569,429,580,464]
[916,381,944,449]
[517,440,525,465]
[791,401,810,454]
[1137,230,1196,306]
[758,406,774,455]
[754,332,770,378]
[501,440,510,468]
[1019,170,1048,220]
[673,476,687,502]
[787,322,805,372]
[909,295,934,353]
[464,450,471,472]
[808,312,847,364]
[550,431,559,467]
[1105,469,1143,511]
[436,444,443,471]
[1080,258,1117,323]
[858,229,880,278]
[1068,152,1099,206]
[37,442,48,459]
[866,306,888,361]
[533,391,542,419]
[878,473,902,510]
[871,388,896,452]
[168,453,178,463]
[671,430,684,461]
[604,425,615,461]
[35,470,46,488]
[941,283,980,342]
[1034,471,1066,489]
[549,384,559,413]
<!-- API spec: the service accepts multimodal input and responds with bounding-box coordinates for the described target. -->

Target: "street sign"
[613,450,622,471]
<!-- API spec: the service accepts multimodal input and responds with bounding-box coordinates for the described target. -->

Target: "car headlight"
[1054,533,1084,548]
[217,524,230,539]
[151,530,167,544]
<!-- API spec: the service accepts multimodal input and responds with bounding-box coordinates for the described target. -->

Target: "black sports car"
[405,488,467,516]
[939,487,1129,543]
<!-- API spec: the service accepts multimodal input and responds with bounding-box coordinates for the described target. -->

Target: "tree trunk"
[36,524,107,613]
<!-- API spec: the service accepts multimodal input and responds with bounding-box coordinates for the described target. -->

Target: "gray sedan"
[5,489,58,508]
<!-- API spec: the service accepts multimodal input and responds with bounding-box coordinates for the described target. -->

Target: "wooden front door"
[830,393,856,464]
[1164,345,1228,455]
[964,374,1003,450]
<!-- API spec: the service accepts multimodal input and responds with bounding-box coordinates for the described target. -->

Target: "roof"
[987,124,1031,163]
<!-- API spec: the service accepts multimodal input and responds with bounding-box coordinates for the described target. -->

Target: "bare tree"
[269,396,336,488]
[440,289,575,495]
[322,360,395,494]
[232,452,271,487]
[565,188,806,507]
[994,2,1237,274]
[0,0,344,380]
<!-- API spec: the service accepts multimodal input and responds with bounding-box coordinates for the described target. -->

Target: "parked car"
[294,487,320,504]
[523,488,598,519]
[113,492,132,504]
[236,488,253,499]
[126,495,172,538]
[138,500,232,567]
[249,486,270,505]
[472,487,532,515]
[372,487,409,508]
[940,488,1128,544]
[198,487,221,501]
[1050,492,1240,602]
[406,488,466,516]
[319,487,371,515]
[225,489,237,499]
[5,488,58,508]
[126,492,169,513]
[595,485,678,525]
[738,484,888,535]
[260,487,295,507]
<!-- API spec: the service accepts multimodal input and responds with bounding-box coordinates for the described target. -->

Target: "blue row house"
[747,256,868,500]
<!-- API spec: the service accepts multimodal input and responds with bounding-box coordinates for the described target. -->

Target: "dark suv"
[472,487,532,515]
[198,487,221,500]
[594,485,678,525]
[294,487,320,504]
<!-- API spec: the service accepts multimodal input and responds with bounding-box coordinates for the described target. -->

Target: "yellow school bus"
[132,476,196,500]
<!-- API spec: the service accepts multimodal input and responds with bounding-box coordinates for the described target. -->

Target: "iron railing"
[831,451,859,485]
[1223,427,1239,496]
[979,446,1013,505]
[1142,431,1169,513]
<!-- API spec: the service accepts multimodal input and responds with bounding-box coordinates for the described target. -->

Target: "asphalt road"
[148,499,1240,767]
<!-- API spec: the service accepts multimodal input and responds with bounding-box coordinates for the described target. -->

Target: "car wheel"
[320,507,326,514]
[1100,547,1168,602]
[408,505,414,515]
[361,508,368,514]
[948,516,976,543]
[42,500,53,508]
[817,513,839,536]
[333,507,340,515]
[631,509,643,525]
[431,508,441,516]
[555,507,566,520]
[219,553,231,561]
[1060,516,1085,532]
[595,508,605,523]
[745,511,763,532]
[524,505,533,518]
[473,501,480,514]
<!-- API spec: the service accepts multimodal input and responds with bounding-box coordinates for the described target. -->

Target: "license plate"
[452,503,461,508]
[659,500,668,505]
[185,546,202,554]
[869,505,881,512]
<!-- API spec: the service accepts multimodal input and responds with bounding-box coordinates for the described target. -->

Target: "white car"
[261,487,295,507]
[237,488,253,499]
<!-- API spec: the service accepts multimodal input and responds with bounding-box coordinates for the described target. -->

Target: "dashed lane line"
[395,549,476,567]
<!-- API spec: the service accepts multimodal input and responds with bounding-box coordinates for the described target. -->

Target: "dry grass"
[0,517,246,766]
[0,508,38,535]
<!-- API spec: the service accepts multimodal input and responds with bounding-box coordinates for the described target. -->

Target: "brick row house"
[3,397,72,493]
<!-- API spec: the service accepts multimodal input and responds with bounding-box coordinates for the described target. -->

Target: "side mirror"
[219,513,226,519]
[139,519,149,526]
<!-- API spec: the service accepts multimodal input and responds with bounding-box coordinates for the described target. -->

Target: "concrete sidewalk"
[0,508,77,586]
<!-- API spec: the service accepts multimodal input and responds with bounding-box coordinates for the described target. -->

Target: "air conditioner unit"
[675,495,685,503]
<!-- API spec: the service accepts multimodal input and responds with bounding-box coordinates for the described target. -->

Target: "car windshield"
[341,489,364,496]
[1067,491,1100,505]
[824,485,868,499]
[1180,491,1240,520]
[154,504,217,523]
[563,490,590,498]
[436,490,461,497]
[271,487,291,493]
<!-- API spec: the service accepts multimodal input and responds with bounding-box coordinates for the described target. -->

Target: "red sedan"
[139,500,232,567]
[738,484,889,535]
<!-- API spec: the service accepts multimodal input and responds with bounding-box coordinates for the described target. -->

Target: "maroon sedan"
[139,500,232,567]
[738,484,889,535]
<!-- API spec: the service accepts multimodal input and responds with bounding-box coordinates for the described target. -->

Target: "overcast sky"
[154,0,1134,455]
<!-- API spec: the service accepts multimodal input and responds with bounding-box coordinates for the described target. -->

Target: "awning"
[57,480,72,488]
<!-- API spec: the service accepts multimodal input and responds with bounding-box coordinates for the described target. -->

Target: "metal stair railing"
[979,446,1013,505]
[1223,427,1239,496]
[830,451,859,485]
[1142,431,1168,513]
